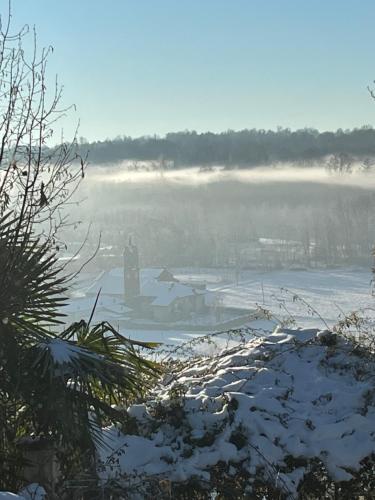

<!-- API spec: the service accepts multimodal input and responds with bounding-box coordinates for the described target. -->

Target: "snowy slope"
[98,327,375,497]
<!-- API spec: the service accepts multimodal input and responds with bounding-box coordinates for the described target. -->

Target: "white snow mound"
[0,494,24,500]
[98,328,375,496]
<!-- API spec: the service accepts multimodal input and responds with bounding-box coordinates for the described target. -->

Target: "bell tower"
[123,238,140,303]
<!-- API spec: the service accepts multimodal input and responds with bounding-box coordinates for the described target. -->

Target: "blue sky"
[10,1,375,140]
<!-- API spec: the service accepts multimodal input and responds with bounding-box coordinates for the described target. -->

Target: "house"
[231,238,308,270]
[81,242,207,323]
[64,244,258,330]
[139,277,206,322]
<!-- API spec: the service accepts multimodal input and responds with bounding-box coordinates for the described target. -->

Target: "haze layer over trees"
[65,166,375,271]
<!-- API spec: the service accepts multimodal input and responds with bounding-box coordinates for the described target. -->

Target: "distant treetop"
[79,126,375,167]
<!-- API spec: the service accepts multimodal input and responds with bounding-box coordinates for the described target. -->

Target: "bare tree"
[0,2,86,246]
[326,152,353,175]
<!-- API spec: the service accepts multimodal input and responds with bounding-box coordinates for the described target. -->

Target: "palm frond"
[0,213,68,339]
[16,321,161,447]
[0,213,161,479]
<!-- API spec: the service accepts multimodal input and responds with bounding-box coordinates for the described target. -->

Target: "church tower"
[123,238,140,303]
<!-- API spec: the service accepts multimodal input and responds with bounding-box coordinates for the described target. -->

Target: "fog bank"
[62,163,375,271]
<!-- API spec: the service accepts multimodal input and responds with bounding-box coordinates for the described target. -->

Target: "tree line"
[78,126,375,167]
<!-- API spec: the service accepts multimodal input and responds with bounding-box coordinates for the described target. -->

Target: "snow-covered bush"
[98,328,375,498]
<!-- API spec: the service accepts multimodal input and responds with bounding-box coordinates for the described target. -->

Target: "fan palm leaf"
[0,213,161,486]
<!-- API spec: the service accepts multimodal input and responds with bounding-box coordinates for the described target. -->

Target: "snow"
[0,484,46,500]
[186,267,374,329]
[0,494,24,499]
[64,266,374,348]
[79,266,203,308]
[62,295,131,316]
[146,281,202,306]
[38,338,100,365]
[18,484,46,500]
[84,268,124,296]
[84,268,179,298]
[98,327,375,496]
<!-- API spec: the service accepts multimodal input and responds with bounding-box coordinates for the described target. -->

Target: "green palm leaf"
[0,213,161,486]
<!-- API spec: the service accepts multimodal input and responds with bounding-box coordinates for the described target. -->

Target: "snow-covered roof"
[80,267,205,307]
[84,268,124,296]
[61,295,131,318]
[142,280,201,306]
[98,328,375,496]
[140,268,168,281]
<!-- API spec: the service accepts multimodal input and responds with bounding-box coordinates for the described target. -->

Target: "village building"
[230,237,309,271]
[63,242,257,331]
[79,241,207,323]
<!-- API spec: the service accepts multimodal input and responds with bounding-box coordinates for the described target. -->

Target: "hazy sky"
[10,1,375,141]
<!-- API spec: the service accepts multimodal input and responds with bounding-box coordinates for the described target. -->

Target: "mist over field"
[87,161,375,187]
[62,163,375,270]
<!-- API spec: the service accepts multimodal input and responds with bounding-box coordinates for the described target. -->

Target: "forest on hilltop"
[78,126,375,167]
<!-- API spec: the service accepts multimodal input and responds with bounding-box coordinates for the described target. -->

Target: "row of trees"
[78,127,375,167]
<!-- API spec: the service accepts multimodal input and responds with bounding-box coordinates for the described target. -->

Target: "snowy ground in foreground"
[98,328,375,497]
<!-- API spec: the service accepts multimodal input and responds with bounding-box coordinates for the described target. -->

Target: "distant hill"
[78,127,375,167]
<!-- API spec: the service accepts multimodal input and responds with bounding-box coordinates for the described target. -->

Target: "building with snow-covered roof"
[65,243,257,330]
[84,268,184,298]
[82,258,206,323]
[139,278,206,322]
[66,264,257,330]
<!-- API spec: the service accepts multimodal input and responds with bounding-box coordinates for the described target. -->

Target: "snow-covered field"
[67,267,375,346]
[176,267,375,329]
